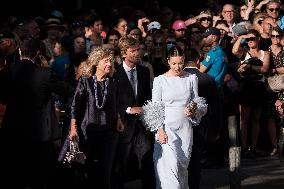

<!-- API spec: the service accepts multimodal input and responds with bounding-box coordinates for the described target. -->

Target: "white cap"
[147,21,161,31]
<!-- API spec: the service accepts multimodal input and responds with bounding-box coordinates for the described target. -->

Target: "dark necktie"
[129,69,136,96]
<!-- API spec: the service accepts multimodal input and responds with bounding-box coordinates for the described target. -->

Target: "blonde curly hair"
[86,47,115,77]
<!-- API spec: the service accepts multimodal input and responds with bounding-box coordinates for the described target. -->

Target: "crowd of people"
[0,0,284,189]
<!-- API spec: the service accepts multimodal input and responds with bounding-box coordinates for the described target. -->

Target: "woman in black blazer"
[69,47,124,189]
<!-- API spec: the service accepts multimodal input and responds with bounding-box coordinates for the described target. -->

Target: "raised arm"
[255,0,270,12]
[232,35,247,58]
[243,0,255,20]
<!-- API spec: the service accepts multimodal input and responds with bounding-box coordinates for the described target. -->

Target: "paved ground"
[200,156,284,189]
[125,156,284,189]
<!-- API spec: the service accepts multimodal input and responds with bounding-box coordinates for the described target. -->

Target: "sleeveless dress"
[239,50,267,107]
[152,74,203,189]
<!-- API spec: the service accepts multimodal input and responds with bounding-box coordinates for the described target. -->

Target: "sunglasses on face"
[246,37,256,42]
[268,8,280,12]
[271,35,281,39]
[200,17,212,22]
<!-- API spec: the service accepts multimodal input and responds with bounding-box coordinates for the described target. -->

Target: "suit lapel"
[136,66,142,101]
[87,76,95,96]
[118,64,136,98]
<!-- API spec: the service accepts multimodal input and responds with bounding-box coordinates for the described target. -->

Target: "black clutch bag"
[238,57,263,81]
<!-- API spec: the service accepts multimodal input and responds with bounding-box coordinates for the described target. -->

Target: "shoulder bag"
[267,69,284,92]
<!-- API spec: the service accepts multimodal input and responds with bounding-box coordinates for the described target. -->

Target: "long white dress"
[152,73,202,189]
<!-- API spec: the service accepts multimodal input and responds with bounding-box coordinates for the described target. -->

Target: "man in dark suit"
[115,36,155,189]
[1,38,66,189]
[184,48,220,189]
[0,31,20,126]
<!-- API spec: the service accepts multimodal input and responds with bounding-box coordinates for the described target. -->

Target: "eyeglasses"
[200,17,212,22]
[246,37,256,42]
[271,35,281,39]
[154,42,164,46]
[223,10,234,14]
[268,8,280,12]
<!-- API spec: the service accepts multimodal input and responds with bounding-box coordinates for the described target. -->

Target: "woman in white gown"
[151,46,207,189]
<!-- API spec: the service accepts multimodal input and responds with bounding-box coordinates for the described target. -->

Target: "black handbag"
[238,57,263,81]
[58,138,86,166]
